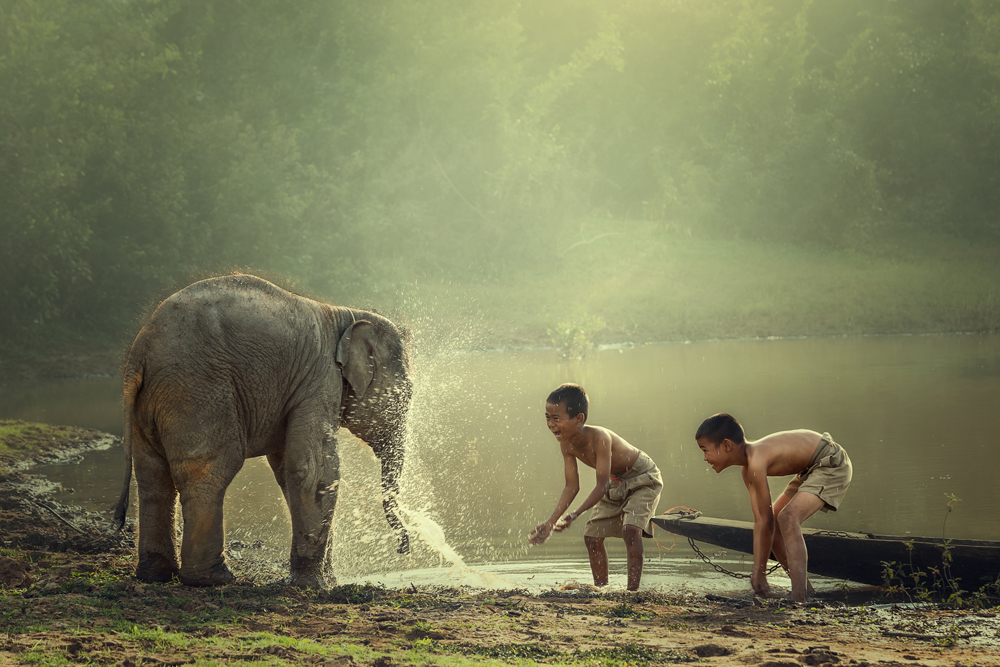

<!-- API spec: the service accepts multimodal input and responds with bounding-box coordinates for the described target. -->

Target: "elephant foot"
[136,553,180,583]
[396,531,410,554]
[179,561,235,587]
[289,569,336,589]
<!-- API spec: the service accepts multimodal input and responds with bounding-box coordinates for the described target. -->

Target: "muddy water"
[2,334,999,592]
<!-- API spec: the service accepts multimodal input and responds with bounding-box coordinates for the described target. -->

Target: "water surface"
[4,334,998,592]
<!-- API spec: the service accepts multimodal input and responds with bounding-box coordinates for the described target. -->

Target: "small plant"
[876,495,1000,608]
[943,493,961,537]
[573,642,698,665]
[604,601,653,620]
[547,314,606,359]
[410,620,433,633]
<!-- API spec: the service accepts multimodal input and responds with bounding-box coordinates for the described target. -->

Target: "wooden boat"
[651,512,1000,588]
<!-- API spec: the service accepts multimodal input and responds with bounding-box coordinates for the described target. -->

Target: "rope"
[651,506,701,551]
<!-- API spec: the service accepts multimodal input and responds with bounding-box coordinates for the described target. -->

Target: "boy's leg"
[771,489,815,595]
[775,491,827,602]
[622,525,644,591]
[770,482,800,571]
[584,536,609,587]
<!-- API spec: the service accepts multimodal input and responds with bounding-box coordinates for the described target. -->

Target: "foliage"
[547,314,606,359]
[880,493,1000,609]
[3,1,1000,353]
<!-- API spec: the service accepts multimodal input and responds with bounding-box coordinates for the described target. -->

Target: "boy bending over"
[529,383,663,591]
[695,413,853,602]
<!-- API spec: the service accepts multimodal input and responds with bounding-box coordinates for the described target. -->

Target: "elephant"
[113,274,412,588]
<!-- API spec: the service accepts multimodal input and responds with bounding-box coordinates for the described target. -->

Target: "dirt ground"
[2,426,1000,666]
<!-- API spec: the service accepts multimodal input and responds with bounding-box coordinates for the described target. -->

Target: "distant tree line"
[2,0,999,346]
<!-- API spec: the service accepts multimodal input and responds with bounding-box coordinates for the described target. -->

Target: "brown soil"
[1,427,999,666]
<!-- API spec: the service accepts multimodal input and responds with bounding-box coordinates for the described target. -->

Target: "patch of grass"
[124,624,197,650]
[0,421,76,456]
[460,641,561,661]
[572,643,697,665]
[392,227,1000,352]
[314,582,391,605]
[603,601,654,620]
[16,650,75,666]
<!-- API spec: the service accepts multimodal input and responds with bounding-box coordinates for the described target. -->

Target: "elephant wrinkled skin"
[113,275,413,588]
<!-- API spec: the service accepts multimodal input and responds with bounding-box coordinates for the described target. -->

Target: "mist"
[2,0,998,354]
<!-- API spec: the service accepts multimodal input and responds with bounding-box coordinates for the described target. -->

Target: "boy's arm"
[554,431,612,532]
[529,449,580,545]
[742,464,776,595]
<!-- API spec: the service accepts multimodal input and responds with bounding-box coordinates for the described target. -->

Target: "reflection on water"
[4,334,1000,591]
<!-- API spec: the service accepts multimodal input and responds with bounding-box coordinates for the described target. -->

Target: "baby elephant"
[114,274,412,588]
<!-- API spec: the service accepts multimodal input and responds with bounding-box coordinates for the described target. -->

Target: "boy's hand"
[553,511,577,532]
[528,521,553,545]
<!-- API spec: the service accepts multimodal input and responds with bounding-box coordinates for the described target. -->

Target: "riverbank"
[2,229,998,382]
[367,230,1000,354]
[1,421,999,665]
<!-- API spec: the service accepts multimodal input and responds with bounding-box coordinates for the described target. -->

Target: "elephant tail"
[113,367,142,531]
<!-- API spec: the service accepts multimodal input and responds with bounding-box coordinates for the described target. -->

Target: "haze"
[2,1,997,354]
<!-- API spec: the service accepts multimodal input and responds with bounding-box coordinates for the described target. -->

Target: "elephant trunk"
[371,425,409,554]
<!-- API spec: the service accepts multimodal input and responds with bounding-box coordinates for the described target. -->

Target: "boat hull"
[651,515,1000,588]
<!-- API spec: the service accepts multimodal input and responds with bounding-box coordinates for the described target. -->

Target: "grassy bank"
[2,432,999,665]
[2,550,996,666]
[2,228,999,377]
[365,227,1000,352]
[0,421,107,467]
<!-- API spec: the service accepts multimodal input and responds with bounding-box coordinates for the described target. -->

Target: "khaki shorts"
[782,433,852,512]
[585,451,663,539]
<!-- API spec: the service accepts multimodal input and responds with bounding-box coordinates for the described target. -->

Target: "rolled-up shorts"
[585,451,663,539]
[782,433,852,512]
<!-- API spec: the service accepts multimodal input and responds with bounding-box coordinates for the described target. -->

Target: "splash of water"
[399,504,513,588]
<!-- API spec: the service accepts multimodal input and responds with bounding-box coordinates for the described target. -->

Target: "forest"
[2,0,999,354]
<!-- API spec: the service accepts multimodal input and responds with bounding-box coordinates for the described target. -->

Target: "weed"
[942,493,961,538]
[547,314,606,359]
[461,641,560,661]
[17,649,72,666]
[410,637,438,652]
[877,493,1000,609]
[603,601,653,620]
[410,620,434,633]
[573,643,697,665]
[317,582,389,605]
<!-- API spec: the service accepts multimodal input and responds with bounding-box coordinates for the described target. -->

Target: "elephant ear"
[336,320,375,399]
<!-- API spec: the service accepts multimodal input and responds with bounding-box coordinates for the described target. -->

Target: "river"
[2,333,998,593]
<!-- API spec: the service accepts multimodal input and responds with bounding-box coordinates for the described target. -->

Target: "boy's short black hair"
[547,383,589,421]
[695,413,745,445]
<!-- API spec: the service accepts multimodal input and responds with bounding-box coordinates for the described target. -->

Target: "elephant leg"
[134,432,181,583]
[267,450,289,504]
[282,411,340,588]
[170,448,243,587]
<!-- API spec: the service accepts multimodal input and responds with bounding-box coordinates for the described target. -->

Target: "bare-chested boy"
[695,413,853,602]
[529,383,662,591]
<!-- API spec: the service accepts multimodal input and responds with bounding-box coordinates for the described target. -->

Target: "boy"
[529,383,663,591]
[695,413,853,602]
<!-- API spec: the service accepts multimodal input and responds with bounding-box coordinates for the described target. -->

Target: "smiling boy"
[695,413,853,602]
[529,383,663,591]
